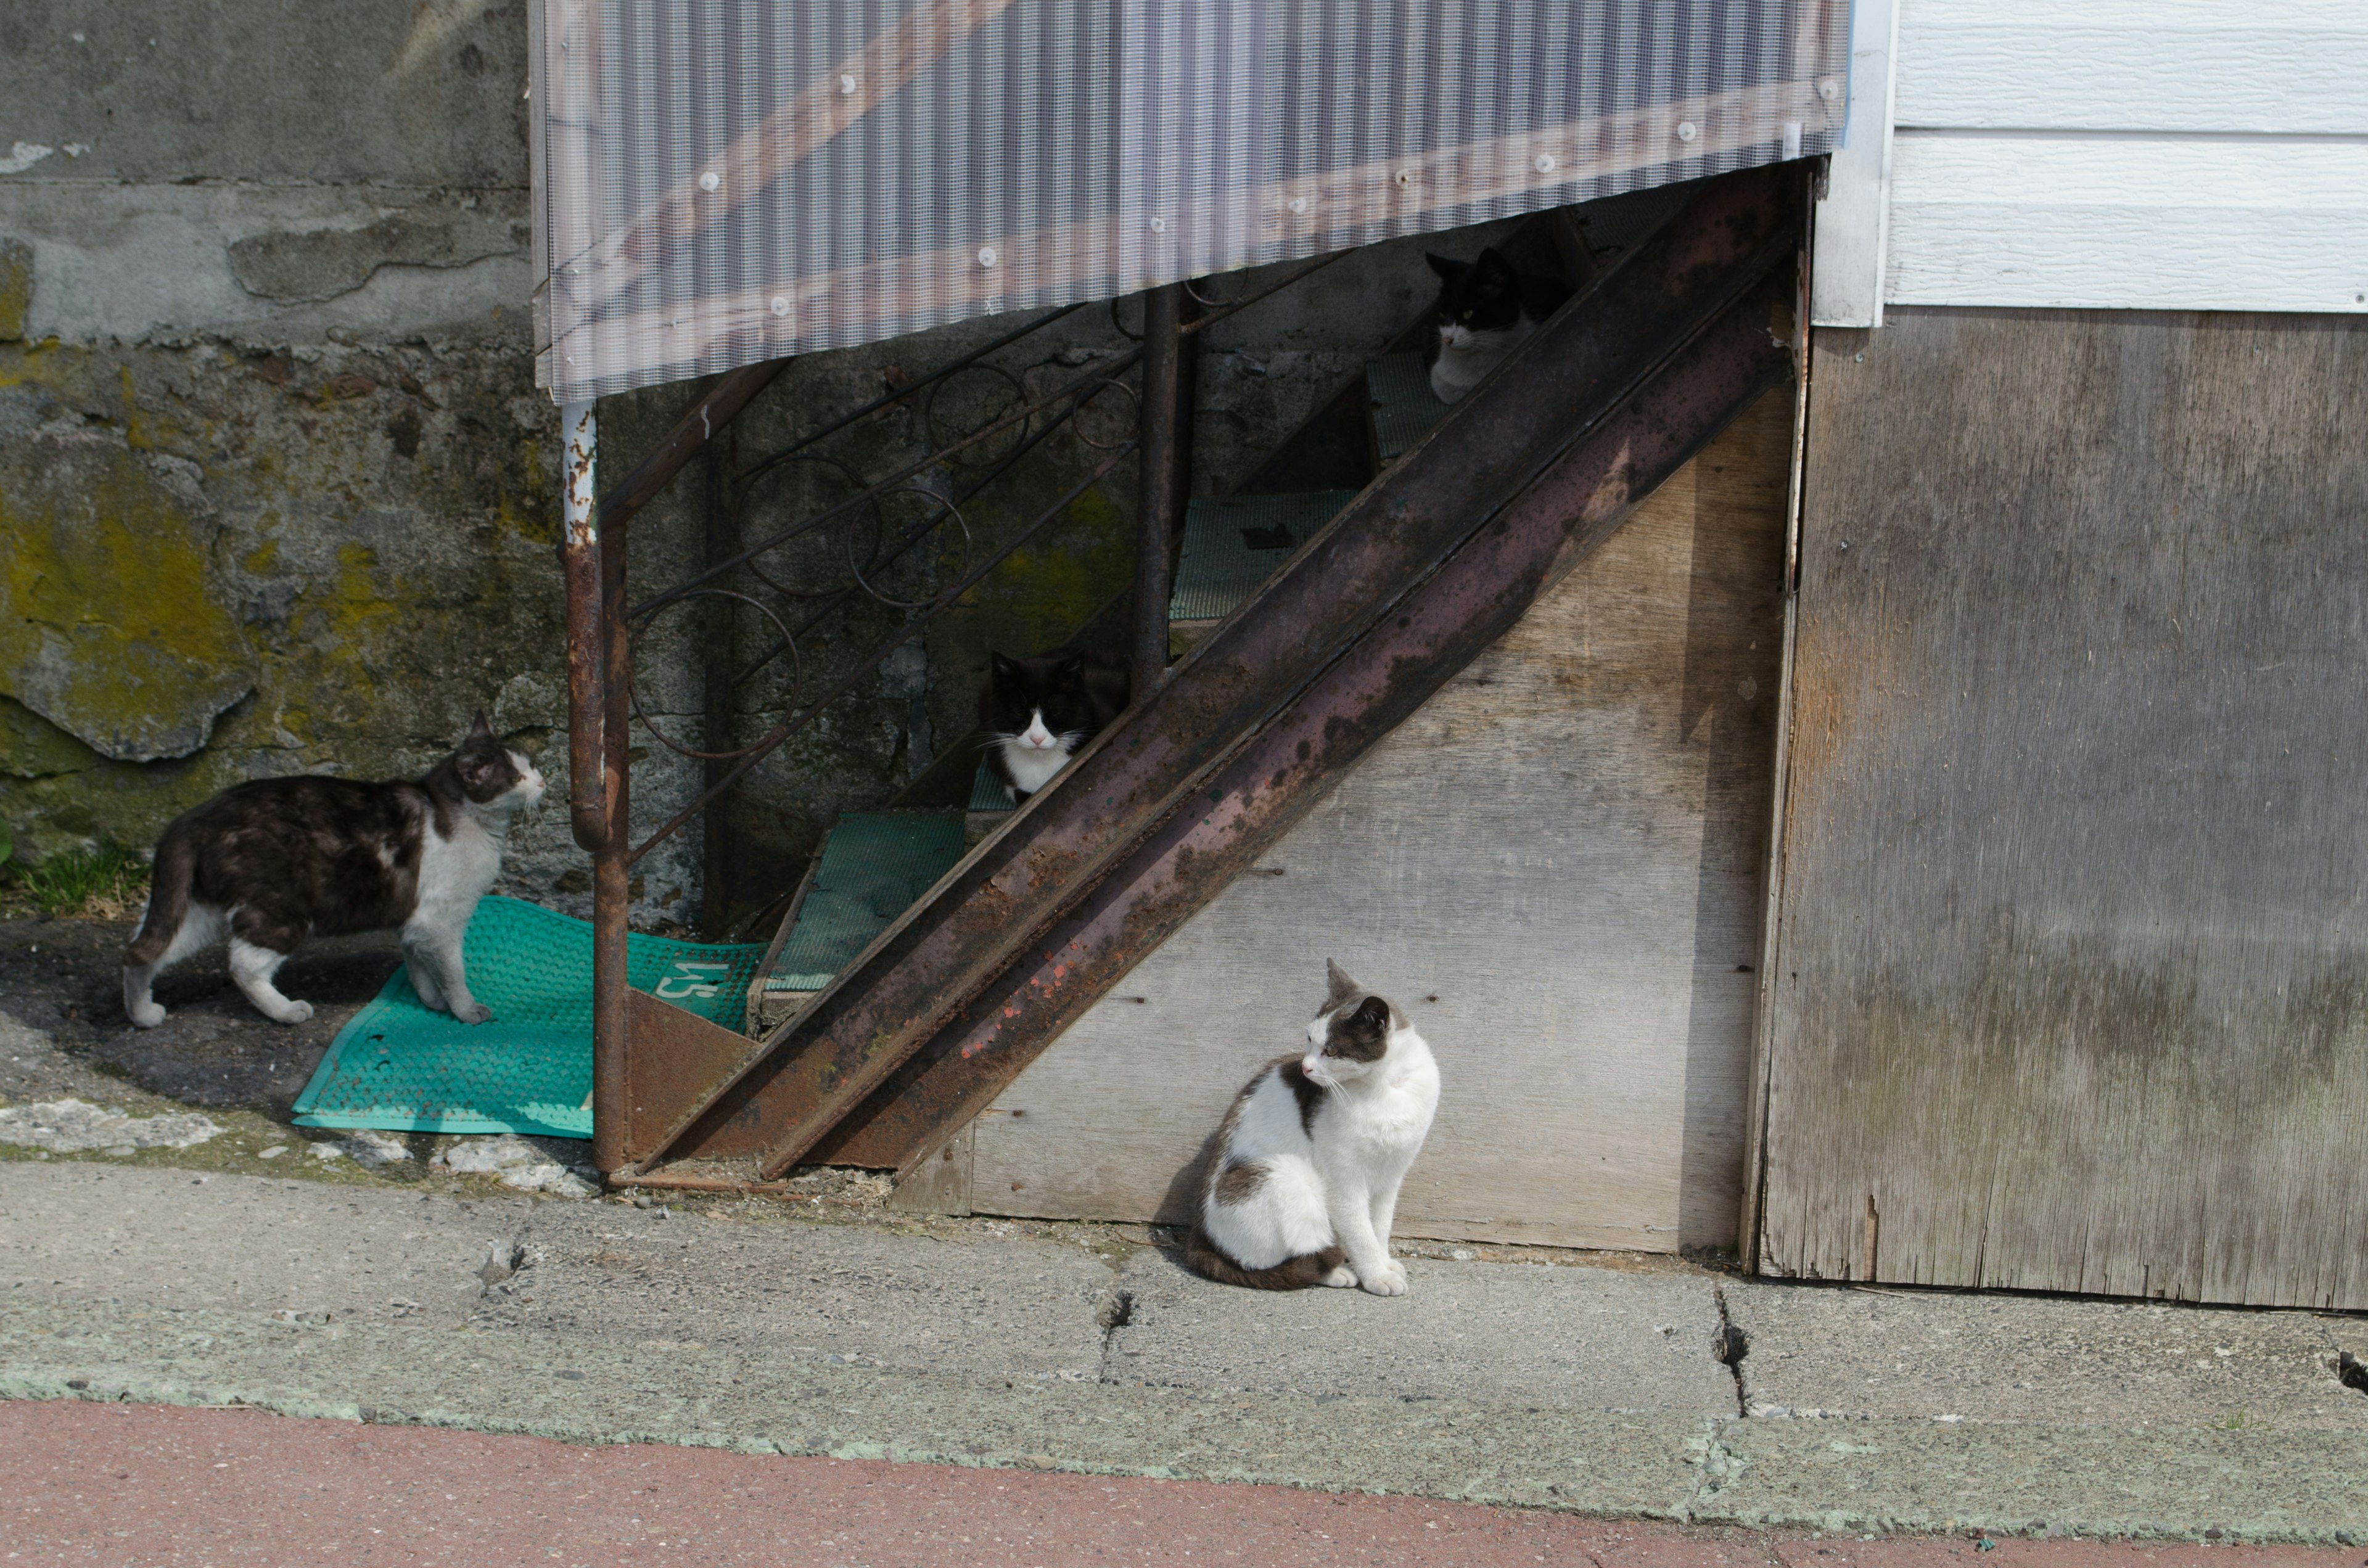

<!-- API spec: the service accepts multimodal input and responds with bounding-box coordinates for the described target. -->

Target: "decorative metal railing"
[559,253,1343,1171]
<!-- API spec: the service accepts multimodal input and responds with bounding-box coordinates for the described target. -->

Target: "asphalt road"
[6,1400,2360,1568]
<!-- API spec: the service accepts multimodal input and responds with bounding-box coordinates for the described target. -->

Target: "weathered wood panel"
[1885,134,2368,316]
[1759,308,2368,1308]
[959,393,1793,1252]
[1896,0,2368,135]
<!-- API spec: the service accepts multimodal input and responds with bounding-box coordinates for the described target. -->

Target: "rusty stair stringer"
[826,268,1800,1177]
[633,165,1803,1178]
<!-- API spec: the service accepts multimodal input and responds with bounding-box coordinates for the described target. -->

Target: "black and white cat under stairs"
[558,164,1806,1197]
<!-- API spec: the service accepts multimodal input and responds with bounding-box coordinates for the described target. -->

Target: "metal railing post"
[561,401,606,855]
[561,398,631,1176]
[699,438,738,939]
[593,496,633,1173]
[1130,282,1186,702]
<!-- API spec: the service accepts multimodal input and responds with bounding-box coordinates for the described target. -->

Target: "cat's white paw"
[128,1000,166,1029]
[451,1001,493,1025]
[268,999,314,1025]
[1321,1265,1359,1288]
[1359,1260,1410,1297]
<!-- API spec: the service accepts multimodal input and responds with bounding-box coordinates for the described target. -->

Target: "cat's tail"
[1183,1226,1347,1292]
[123,827,196,966]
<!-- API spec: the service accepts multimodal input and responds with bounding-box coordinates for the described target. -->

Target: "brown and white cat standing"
[123,713,545,1029]
[1186,960,1440,1295]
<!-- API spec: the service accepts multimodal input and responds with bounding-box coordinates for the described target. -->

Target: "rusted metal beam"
[823,270,1799,1171]
[598,359,792,529]
[1130,282,1185,702]
[649,165,1801,1178]
[619,990,767,1168]
[610,1173,797,1196]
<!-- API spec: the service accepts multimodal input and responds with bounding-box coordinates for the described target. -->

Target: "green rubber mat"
[290,897,766,1139]
[1168,491,1358,622]
[763,811,967,994]
[1367,352,1452,461]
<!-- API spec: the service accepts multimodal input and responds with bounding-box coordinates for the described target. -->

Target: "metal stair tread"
[760,811,968,995]
[1167,491,1361,623]
[1367,351,1451,461]
[967,758,1016,814]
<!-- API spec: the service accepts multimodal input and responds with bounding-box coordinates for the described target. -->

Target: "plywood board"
[1759,309,2368,1309]
[1885,133,2368,316]
[963,393,1793,1252]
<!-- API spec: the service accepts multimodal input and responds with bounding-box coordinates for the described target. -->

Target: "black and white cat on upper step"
[982,649,1128,800]
[1424,246,1573,404]
[1186,959,1440,1295]
[122,713,545,1030]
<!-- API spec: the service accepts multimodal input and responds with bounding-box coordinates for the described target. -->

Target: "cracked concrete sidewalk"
[4,1162,2364,1544]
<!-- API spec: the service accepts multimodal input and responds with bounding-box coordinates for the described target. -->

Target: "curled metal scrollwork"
[1068,373,1141,452]
[1183,271,1248,310]
[924,362,1030,469]
[626,588,802,761]
[845,485,974,610]
[1107,293,1144,342]
[734,451,886,602]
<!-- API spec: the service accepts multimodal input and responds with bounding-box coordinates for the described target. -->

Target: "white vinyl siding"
[1823,0,2368,317]
[1888,133,2368,313]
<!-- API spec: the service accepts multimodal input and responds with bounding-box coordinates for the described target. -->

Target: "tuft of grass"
[6,842,150,921]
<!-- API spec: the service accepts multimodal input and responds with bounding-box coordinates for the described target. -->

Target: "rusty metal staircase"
[594,164,1804,1194]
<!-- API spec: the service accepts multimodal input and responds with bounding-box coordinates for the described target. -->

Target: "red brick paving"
[1,1401,2358,1567]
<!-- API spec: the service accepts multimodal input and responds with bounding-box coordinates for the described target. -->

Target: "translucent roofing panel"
[532,0,1849,403]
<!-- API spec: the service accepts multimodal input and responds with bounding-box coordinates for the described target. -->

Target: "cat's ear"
[1425,252,1467,282]
[990,651,1021,679]
[1056,651,1087,681]
[1325,958,1362,1009]
[1353,995,1392,1036]
[464,709,494,746]
[1473,248,1521,286]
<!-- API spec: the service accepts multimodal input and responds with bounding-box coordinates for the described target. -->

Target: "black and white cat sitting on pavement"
[1187,960,1441,1295]
[123,712,545,1029]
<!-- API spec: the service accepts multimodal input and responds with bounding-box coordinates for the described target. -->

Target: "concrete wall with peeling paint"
[0,0,590,914]
[0,0,1490,932]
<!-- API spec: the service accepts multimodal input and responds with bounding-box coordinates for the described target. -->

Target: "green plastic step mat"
[290,897,766,1139]
[764,811,967,994]
[1367,352,1451,461]
[1168,491,1359,622]
[969,756,1016,813]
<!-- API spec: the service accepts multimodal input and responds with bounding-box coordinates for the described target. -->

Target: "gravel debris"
[0,1097,223,1152]
[308,1129,412,1168]
[435,1133,598,1197]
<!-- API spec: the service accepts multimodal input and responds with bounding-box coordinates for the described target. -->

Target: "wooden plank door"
[1751,308,2368,1308]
